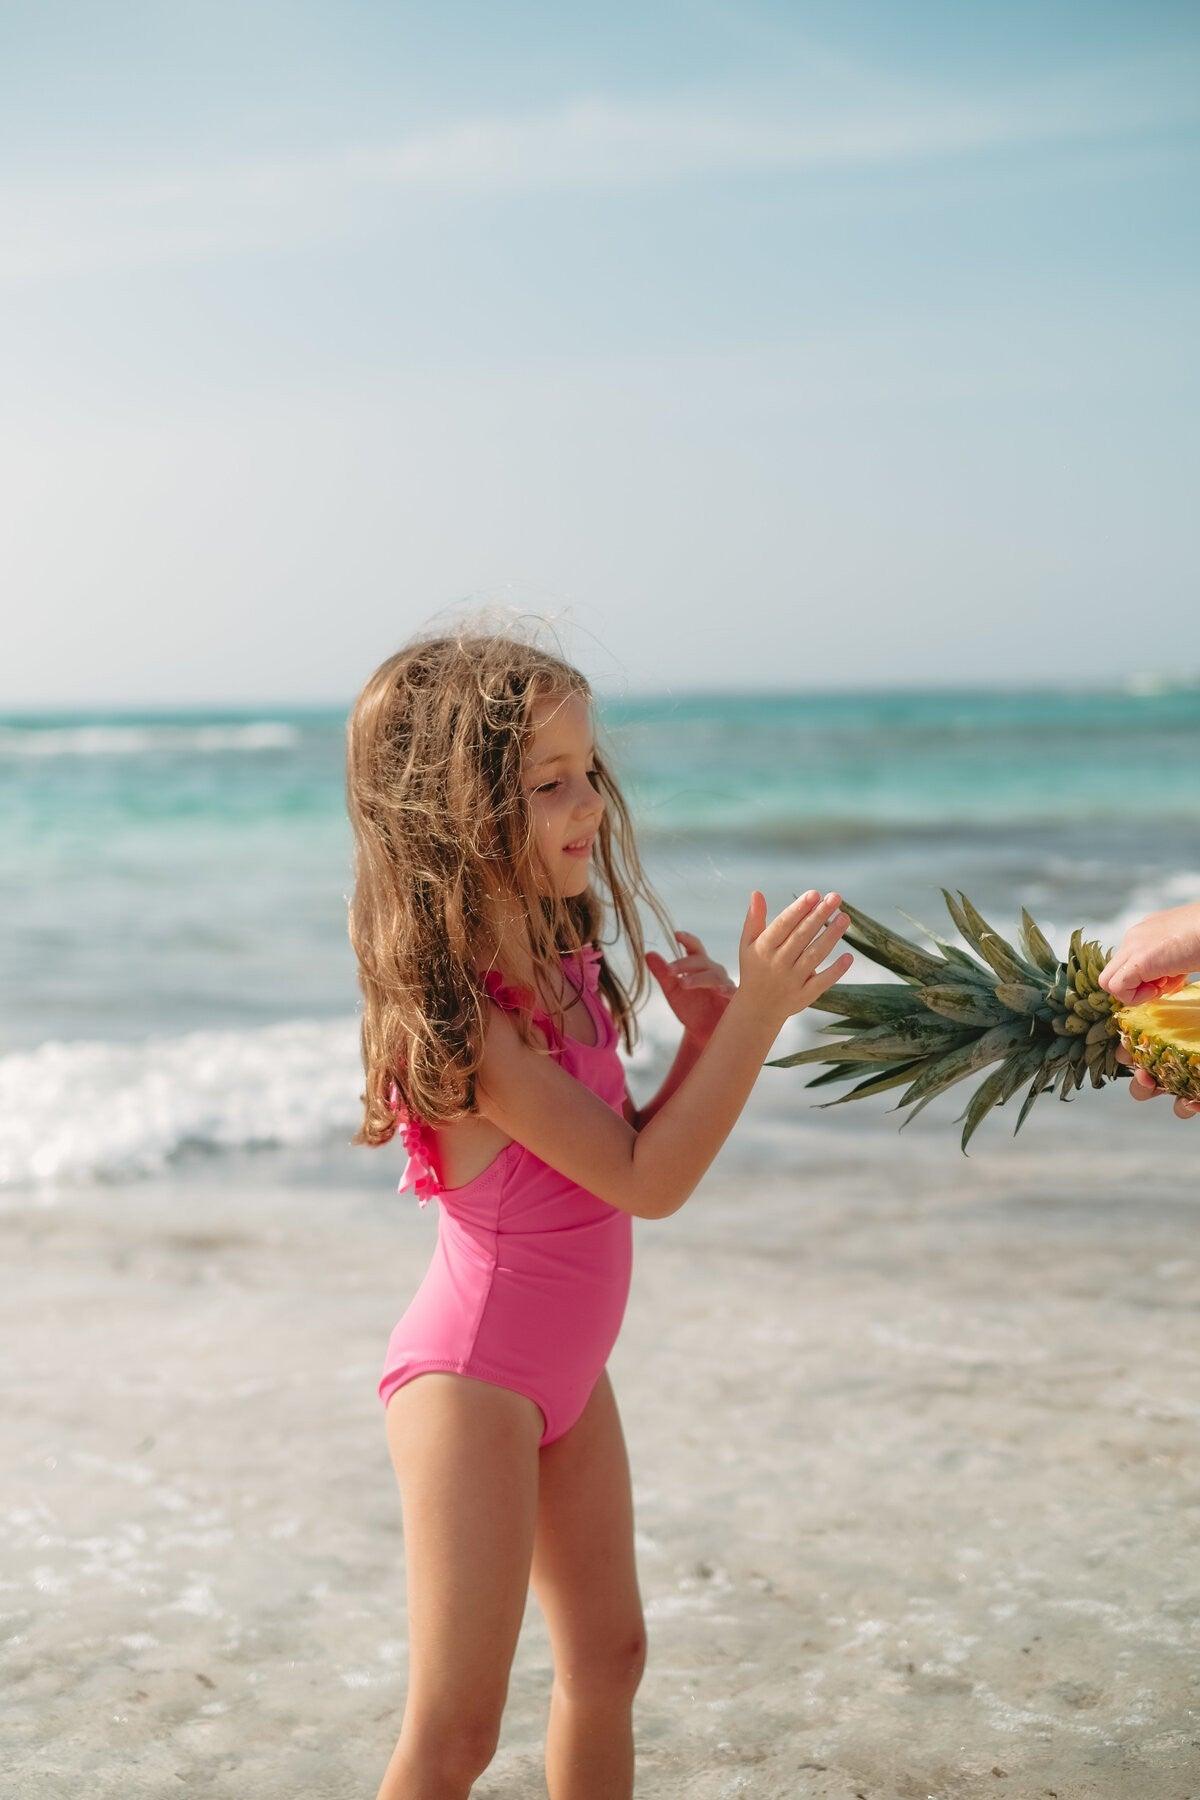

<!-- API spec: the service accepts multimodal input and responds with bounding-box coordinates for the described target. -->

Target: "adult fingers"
[1157,974,1193,998]
[1097,954,1146,1000]
[1101,964,1190,1004]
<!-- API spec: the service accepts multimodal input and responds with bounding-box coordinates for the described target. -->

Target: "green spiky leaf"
[894,909,995,985]
[804,983,928,1024]
[816,1061,925,1107]
[919,984,1011,1027]
[895,1021,1034,1110]
[1018,908,1059,977]
[956,1046,1045,1154]
[765,1017,969,1069]
[991,983,1049,1016]
[838,901,949,985]
[947,891,1046,986]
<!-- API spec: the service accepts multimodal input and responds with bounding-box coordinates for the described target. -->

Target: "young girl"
[345,625,853,1800]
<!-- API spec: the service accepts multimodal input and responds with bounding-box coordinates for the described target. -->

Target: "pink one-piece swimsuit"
[377,943,633,1448]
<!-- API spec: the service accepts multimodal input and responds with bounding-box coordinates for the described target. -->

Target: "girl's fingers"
[802,951,855,1000]
[757,890,823,956]
[794,910,849,970]
[676,971,736,990]
[781,893,843,957]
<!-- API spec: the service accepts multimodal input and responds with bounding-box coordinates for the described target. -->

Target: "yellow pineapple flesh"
[1115,990,1200,1102]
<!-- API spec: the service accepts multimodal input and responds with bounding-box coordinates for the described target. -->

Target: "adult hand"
[1097,900,1200,1004]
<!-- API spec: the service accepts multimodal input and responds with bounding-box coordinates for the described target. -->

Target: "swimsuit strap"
[573,941,604,992]
[477,942,604,1052]
[477,965,564,1051]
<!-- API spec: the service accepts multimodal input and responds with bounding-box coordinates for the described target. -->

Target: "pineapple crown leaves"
[765,887,1133,1153]
[1019,908,1060,977]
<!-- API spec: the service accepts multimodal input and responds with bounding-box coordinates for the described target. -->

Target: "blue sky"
[3,1,1198,704]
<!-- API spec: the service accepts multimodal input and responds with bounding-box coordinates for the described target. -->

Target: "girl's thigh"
[529,1368,647,1688]
[384,1371,543,1723]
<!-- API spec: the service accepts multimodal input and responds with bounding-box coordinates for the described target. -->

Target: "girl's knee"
[402,1706,504,1787]
[555,1625,648,1703]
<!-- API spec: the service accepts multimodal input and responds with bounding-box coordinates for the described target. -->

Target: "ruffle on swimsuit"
[386,942,605,1208]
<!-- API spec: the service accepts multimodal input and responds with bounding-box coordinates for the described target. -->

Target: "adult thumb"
[741,890,763,945]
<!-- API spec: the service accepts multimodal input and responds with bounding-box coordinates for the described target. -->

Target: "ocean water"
[2,685,1197,1191]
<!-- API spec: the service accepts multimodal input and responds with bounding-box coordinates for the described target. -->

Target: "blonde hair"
[345,617,678,1149]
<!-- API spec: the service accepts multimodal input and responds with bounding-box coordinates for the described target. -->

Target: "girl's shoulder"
[387,944,607,1205]
[475,942,603,1035]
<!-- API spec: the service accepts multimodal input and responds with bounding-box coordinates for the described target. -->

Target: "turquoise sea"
[2,684,1197,1190]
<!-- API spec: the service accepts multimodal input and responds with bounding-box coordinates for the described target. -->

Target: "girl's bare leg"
[529,1369,647,1800]
[374,1373,543,1800]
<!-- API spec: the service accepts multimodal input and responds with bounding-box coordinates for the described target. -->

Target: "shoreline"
[5,1116,1199,1797]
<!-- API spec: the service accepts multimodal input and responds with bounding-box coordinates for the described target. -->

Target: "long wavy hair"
[345,619,679,1150]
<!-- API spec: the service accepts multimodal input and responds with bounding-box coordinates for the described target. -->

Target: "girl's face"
[523,691,605,894]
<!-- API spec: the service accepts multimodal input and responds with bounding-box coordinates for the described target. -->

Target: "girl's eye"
[536,770,600,795]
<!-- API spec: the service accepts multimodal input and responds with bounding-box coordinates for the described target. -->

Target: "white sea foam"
[0,720,298,758]
[0,1017,360,1189]
[0,996,691,1192]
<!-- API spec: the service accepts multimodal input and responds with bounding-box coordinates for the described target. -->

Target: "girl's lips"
[563,835,594,855]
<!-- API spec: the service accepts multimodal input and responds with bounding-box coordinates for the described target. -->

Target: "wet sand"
[4,1104,1199,1798]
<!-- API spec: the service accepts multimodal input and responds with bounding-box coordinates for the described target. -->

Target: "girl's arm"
[624,1033,705,1131]
[476,890,849,1221]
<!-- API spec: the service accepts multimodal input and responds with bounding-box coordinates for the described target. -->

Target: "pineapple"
[764,889,1200,1152]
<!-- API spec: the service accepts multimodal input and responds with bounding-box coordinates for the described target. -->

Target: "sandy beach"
[4,1095,1199,1800]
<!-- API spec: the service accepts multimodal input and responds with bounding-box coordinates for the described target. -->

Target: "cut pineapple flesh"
[1116,989,1200,1102]
[1117,993,1200,1049]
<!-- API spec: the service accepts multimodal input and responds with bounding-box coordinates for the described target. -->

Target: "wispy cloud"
[3,49,1197,285]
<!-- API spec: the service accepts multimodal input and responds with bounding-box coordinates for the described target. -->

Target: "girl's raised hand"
[738,887,853,1022]
[645,929,737,1047]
